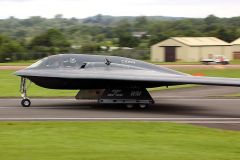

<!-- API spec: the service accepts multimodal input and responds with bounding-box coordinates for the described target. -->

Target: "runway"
[1,98,240,130]
[0,85,240,130]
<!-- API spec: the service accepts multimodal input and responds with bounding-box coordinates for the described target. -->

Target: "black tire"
[126,104,134,109]
[21,99,31,107]
[138,104,148,109]
[222,61,229,65]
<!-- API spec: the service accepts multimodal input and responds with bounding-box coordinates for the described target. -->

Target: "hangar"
[151,37,232,62]
[231,38,240,60]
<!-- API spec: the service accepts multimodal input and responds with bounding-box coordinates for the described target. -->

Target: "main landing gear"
[20,77,31,107]
[98,88,154,109]
[125,104,149,109]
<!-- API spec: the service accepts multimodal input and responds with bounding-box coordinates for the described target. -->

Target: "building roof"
[171,37,231,46]
[231,38,240,45]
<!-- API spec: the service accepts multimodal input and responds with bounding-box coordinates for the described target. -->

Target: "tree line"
[0,14,240,62]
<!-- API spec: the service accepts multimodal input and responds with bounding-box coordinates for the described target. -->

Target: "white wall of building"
[232,45,240,52]
[151,38,233,62]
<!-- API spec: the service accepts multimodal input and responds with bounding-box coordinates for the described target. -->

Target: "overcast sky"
[0,0,239,19]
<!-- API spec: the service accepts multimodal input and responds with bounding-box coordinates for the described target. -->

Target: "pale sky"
[0,0,239,19]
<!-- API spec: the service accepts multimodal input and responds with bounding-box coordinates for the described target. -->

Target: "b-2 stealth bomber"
[15,54,240,108]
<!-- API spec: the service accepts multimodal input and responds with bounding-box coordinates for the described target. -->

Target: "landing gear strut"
[20,77,31,107]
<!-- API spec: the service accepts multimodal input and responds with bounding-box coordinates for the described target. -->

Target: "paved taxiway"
[0,86,240,130]
[1,98,240,130]
[1,98,240,119]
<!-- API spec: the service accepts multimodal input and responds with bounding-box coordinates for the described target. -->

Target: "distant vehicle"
[201,55,229,65]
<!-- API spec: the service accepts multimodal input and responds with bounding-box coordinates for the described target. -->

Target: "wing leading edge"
[15,69,240,87]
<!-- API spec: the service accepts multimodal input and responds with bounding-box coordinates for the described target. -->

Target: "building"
[151,37,232,62]
[231,38,240,59]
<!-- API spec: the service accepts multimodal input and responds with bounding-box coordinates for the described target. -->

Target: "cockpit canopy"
[28,55,83,69]
[27,54,144,70]
[25,54,186,75]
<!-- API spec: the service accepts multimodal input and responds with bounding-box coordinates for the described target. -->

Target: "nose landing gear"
[20,77,31,107]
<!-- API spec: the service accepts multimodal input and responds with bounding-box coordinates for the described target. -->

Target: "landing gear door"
[98,88,154,104]
[75,89,104,100]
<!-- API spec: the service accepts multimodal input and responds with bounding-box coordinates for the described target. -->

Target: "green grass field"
[177,68,240,78]
[146,60,202,65]
[0,70,77,97]
[0,122,239,160]
[148,60,240,65]
[1,68,240,97]
[0,60,36,66]
[230,60,240,65]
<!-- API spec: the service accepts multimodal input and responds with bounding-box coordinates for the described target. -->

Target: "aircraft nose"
[14,69,28,76]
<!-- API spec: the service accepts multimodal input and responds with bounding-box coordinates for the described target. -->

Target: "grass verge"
[0,122,239,160]
[145,60,201,65]
[0,70,77,97]
[176,68,240,78]
[148,84,198,92]
[0,60,36,66]
[148,60,240,65]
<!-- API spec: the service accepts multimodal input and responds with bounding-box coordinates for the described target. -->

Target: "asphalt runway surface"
[0,86,240,130]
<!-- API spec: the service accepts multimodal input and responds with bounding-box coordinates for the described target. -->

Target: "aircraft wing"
[15,68,240,87]
[144,74,240,86]
[96,70,240,87]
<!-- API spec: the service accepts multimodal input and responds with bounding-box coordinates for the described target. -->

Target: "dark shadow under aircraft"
[15,54,240,108]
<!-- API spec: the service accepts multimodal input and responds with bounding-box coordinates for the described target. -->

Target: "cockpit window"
[27,58,46,69]
[27,55,82,69]
[62,57,77,68]
[44,56,60,68]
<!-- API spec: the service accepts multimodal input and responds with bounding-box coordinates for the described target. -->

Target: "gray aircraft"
[15,54,240,108]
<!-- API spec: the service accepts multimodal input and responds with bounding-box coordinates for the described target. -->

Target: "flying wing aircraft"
[15,54,240,108]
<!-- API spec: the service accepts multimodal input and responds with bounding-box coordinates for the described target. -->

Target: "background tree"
[118,33,140,47]
[29,29,71,56]
[0,35,25,62]
[0,14,240,61]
